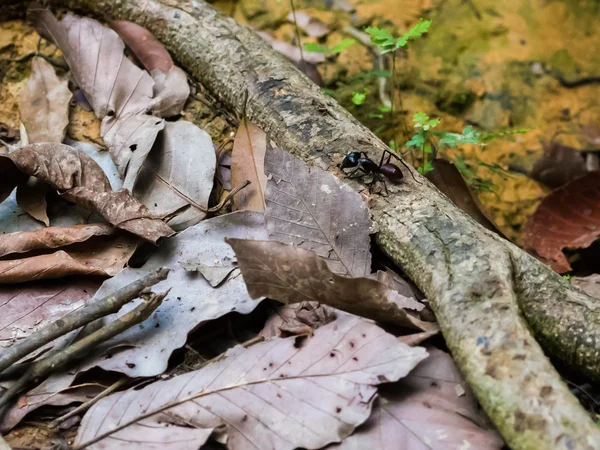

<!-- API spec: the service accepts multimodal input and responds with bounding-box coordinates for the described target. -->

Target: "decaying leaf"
[522,170,600,272]
[75,315,428,450]
[375,270,424,301]
[0,143,174,244]
[68,140,123,190]
[231,119,267,212]
[109,20,189,117]
[265,146,372,277]
[133,121,216,230]
[0,278,101,355]
[260,301,336,338]
[572,274,600,300]
[0,234,136,283]
[228,239,436,329]
[530,141,590,188]
[16,179,49,226]
[72,212,268,377]
[0,223,114,257]
[329,348,503,450]
[19,56,71,144]
[426,159,502,236]
[179,257,237,287]
[30,9,164,188]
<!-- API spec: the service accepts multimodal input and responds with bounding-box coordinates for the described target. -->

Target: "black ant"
[339,149,419,194]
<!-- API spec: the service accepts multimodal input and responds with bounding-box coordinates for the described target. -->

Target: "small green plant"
[352,90,367,105]
[304,39,356,55]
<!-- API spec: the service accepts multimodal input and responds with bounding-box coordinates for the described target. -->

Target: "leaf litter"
[0,8,508,450]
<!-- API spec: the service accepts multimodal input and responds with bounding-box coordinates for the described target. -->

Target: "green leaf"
[417,161,434,174]
[304,39,355,55]
[379,105,392,112]
[482,128,529,142]
[396,18,432,48]
[389,139,396,150]
[304,42,328,53]
[352,90,367,105]
[368,113,384,119]
[330,39,356,54]
[412,111,429,127]
[365,26,396,53]
[406,132,425,148]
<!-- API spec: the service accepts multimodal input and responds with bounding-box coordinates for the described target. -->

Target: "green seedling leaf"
[379,105,392,113]
[365,26,396,53]
[417,161,435,174]
[304,42,328,53]
[482,128,529,142]
[406,132,425,148]
[352,90,367,105]
[304,39,355,55]
[368,113,384,119]
[396,18,432,48]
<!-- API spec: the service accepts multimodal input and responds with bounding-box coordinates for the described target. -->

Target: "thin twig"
[0,268,170,375]
[0,290,167,409]
[289,0,306,74]
[49,378,129,429]
[201,179,250,213]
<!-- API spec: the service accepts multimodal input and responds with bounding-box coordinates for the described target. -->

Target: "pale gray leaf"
[76,211,268,377]
[150,67,190,117]
[133,121,216,230]
[179,259,237,287]
[75,315,428,450]
[265,146,371,277]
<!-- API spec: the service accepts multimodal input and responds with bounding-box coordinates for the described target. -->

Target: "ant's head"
[340,151,362,169]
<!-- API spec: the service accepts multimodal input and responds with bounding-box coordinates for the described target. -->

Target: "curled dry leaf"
[265,146,372,277]
[0,143,174,244]
[228,239,436,330]
[179,257,237,287]
[522,170,600,272]
[231,118,267,212]
[260,301,336,338]
[19,56,71,144]
[16,179,49,226]
[149,67,190,117]
[133,121,216,230]
[0,224,114,258]
[29,9,164,188]
[328,348,503,450]
[0,234,137,283]
[75,315,428,450]
[426,159,502,236]
[71,211,268,377]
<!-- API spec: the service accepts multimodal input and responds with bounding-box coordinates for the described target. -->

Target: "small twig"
[289,0,306,75]
[0,268,170,375]
[49,378,129,429]
[0,290,167,410]
[200,179,250,213]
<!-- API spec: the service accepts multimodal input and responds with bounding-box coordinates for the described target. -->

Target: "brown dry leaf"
[75,315,428,450]
[72,211,268,377]
[0,143,174,244]
[398,329,440,346]
[15,178,49,226]
[19,56,71,144]
[265,146,372,277]
[133,121,216,230]
[179,258,237,287]
[260,301,336,338]
[0,234,136,283]
[0,223,114,257]
[29,9,164,188]
[228,239,436,329]
[109,20,189,117]
[375,270,424,301]
[530,141,589,188]
[426,159,503,236]
[572,274,600,300]
[0,278,101,357]
[328,347,503,450]
[521,170,600,272]
[231,118,267,212]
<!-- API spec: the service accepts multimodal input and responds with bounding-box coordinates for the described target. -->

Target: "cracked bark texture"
[3,0,600,448]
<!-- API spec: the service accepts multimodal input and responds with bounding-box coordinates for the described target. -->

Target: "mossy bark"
[3,0,600,448]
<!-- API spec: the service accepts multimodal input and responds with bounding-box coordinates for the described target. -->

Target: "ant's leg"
[346,167,362,178]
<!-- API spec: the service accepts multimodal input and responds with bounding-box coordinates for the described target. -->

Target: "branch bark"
[3,1,600,448]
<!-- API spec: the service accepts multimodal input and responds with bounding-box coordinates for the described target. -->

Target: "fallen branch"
[3,1,600,448]
[0,290,167,409]
[0,267,170,374]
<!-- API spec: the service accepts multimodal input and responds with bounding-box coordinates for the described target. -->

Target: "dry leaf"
[329,348,503,450]
[109,20,173,73]
[530,141,589,188]
[67,140,122,190]
[231,119,267,212]
[522,170,600,272]
[265,146,372,277]
[179,258,237,287]
[133,121,216,230]
[19,56,71,143]
[228,239,436,329]
[0,143,174,244]
[0,234,136,283]
[71,211,268,377]
[286,11,329,37]
[30,9,164,188]
[16,179,49,226]
[260,301,336,338]
[258,31,325,64]
[75,315,428,450]
[398,329,440,346]
[375,270,424,301]
[216,149,232,190]
[426,159,502,236]
[572,274,600,300]
[149,66,190,117]
[0,223,114,257]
